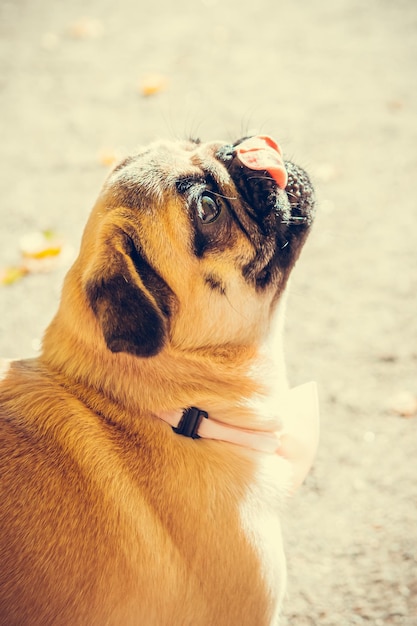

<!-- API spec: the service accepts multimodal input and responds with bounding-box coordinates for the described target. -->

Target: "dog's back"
[0,359,287,626]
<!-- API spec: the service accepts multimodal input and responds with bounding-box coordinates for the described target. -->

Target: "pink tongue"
[235,135,288,189]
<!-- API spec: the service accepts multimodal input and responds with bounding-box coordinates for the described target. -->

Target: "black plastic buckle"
[173,407,208,439]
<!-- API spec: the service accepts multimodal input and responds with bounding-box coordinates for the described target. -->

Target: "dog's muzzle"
[216,135,315,286]
[216,135,315,229]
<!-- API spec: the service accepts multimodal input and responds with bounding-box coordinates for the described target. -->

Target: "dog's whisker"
[285,190,299,199]
[287,217,308,225]
[223,292,250,321]
[210,190,238,201]
[246,174,275,183]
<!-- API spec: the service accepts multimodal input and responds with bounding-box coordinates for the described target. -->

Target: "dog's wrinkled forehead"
[83,136,315,357]
[101,136,315,283]
[106,139,229,208]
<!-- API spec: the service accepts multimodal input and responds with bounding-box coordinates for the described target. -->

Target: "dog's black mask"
[216,138,315,286]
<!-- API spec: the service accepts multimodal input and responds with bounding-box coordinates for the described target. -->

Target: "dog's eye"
[197,194,222,224]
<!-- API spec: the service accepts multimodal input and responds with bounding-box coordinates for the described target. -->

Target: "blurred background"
[1,0,416,623]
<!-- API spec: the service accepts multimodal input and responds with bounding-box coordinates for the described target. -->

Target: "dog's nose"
[234,136,288,189]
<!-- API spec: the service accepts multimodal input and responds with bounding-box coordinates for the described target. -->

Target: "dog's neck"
[42,321,287,434]
[40,255,293,433]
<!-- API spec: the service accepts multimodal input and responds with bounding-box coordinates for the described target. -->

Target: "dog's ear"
[85,231,174,358]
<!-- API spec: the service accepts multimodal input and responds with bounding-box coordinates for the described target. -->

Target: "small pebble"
[31,338,42,353]
[363,431,376,443]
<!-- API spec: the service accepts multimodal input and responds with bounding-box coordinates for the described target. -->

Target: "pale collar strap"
[157,381,318,455]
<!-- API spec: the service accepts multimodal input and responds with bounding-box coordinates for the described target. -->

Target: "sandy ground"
[1,0,417,623]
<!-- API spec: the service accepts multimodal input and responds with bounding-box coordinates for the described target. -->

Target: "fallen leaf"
[1,230,74,285]
[98,149,121,168]
[0,266,28,286]
[387,99,404,112]
[388,390,417,418]
[140,73,168,97]
[20,231,63,260]
[68,18,104,40]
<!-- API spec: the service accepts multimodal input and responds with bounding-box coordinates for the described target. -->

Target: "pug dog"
[0,135,318,625]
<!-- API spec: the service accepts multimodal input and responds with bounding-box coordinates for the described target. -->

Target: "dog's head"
[79,136,315,357]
